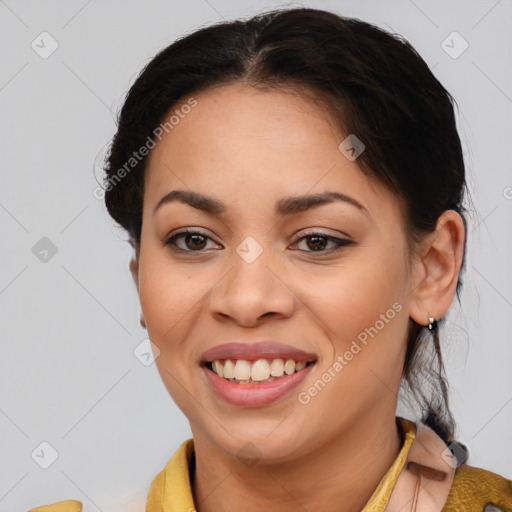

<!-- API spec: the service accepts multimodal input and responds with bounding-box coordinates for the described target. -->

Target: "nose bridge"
[228,235,276,301]
[233,236,273,288]
[209,235,294,324]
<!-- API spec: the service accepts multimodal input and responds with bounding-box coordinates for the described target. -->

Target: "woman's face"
[136,82,416,461]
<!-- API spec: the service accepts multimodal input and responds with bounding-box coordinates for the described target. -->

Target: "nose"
[208,246,295,327]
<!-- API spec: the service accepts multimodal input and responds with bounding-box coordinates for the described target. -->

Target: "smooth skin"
[129,82,465,512]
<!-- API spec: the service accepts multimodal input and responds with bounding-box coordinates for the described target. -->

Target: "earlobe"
[408,210,466,326]
[129,255,139,291]
[129,253,147,329]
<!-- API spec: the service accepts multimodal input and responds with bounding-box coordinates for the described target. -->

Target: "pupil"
[308,236,326,251]
[187,234,206,250]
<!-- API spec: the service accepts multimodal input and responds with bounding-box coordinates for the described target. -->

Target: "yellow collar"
[362,416,416,511]
[145,416,417,512]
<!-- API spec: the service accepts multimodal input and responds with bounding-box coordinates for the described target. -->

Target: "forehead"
[143,82,397,220]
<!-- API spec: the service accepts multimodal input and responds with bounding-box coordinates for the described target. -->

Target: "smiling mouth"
[203,359,317,384]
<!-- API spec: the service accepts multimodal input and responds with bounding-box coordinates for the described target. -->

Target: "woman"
[31,6,511,512]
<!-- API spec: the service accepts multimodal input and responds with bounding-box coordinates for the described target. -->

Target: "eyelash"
[164,229,353,254]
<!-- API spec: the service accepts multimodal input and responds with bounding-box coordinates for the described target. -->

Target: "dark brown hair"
[101,7,470,450]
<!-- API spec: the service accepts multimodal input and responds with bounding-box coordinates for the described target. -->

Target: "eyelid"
[292,227,351,241]
[288,229,354,253]
[163,228,223,250]
[164,227,353,253]
[164,226,217,242]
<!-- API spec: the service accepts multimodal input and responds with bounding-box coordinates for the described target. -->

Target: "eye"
[164,229,352,254]
[164,229,221,252]
[290,232,353,253]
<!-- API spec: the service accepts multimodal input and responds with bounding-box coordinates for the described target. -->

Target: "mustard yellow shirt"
[27,416,512,512]
[27,417,414,511]
[144,416,416,512]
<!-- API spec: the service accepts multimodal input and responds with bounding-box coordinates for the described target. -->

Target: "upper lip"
[201,341,318,363]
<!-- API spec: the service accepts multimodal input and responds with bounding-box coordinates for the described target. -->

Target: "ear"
[129,253,139,291]
[129,250,146,329]
[408,210,466,326]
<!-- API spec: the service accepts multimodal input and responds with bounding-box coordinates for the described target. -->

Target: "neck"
[191,411,403,512]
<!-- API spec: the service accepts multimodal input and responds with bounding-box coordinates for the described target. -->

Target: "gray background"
[1,0,511,510]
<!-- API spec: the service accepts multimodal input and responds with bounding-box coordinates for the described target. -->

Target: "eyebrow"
[152,189,369,217]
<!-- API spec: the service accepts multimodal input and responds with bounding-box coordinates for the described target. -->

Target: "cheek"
[299,265,407,421]
[138,248,208,340]
[137,250,212,413]
[313,258,402,328]
[306,251,408,373]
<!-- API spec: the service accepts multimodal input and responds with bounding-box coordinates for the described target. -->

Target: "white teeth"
[223,359,235,378]
[284,359,296,375]
[251,359,270,381]
[233,360,251,380]
[295,361,306,371]
[270,358,284,376]
[212,360,224,378]
[209,357,313,381]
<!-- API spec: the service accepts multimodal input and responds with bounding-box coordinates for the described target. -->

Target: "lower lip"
[202,363,315,407]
